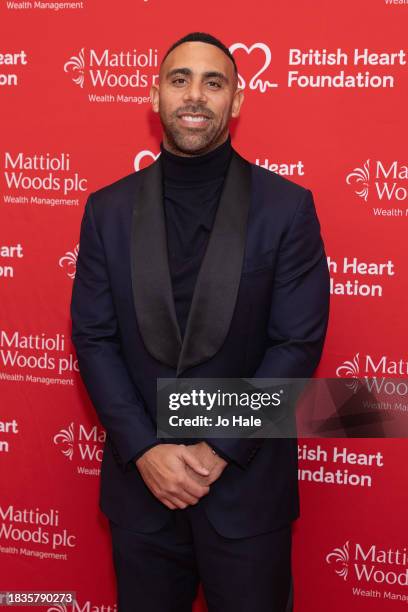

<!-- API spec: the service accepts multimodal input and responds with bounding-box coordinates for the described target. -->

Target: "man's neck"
[160,135,232,184]
[161,133,230,158]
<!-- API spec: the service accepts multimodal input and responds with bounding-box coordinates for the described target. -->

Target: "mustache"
[175,106,214,119]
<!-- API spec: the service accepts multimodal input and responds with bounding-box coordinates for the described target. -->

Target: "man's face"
[150,41,244,156]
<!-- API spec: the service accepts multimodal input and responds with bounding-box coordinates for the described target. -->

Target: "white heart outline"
[133,150,160,172]
[229,42,279,93]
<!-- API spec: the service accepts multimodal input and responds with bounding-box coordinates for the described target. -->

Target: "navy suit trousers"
[109,502,293,612]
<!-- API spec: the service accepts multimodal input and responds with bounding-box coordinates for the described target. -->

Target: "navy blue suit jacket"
[70,149,330,538]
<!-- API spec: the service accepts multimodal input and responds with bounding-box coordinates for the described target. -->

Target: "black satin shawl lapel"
[131,159,182,368]
[131,151,252,374]
[176,151,252,376]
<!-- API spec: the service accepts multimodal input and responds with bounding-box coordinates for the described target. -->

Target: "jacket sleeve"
[70,194,160,472]
[206,188,330,468]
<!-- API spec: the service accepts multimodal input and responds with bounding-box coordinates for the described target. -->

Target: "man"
[71,32,330,612]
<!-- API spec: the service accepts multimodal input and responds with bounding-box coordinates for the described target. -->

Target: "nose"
[182,79,207,104]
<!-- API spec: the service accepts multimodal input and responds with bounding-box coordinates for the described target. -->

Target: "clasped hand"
[135,442,228,510]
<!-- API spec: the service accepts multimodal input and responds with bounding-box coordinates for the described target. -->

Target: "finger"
[166,495,189,509]
[181,475,210,499]
[165,484,200,506]
[180,447,210,476]
[161,497,178,510]
[185,467,211,486]
[177,489,200,505]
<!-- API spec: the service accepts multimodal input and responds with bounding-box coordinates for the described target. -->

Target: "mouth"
[177,113,211,128]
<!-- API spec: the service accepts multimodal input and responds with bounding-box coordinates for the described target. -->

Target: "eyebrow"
[166,67,229,83]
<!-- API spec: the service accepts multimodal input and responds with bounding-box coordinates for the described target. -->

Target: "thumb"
[179,447,210,476]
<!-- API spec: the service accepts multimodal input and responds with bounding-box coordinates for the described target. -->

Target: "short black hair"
[162,32,238,75]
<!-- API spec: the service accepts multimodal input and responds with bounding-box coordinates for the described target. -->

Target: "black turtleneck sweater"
[160,136,232,339]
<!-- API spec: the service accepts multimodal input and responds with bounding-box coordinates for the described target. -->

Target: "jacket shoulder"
[250,161,309,199]
[89,169,141,205]
[245,160,313,226]
[85,163,154,222]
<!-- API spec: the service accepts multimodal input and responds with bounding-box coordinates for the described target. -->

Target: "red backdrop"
[1,1,407,610]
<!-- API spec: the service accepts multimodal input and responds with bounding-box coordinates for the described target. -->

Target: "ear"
[231,88,244,119]
[150,83,160,113]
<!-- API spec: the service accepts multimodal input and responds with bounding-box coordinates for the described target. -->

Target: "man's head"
[150,32,244,156]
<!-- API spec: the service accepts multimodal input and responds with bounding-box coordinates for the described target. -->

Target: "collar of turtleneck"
[160,135,232,185]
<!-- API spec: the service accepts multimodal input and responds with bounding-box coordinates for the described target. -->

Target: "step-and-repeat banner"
[1,1,407,610]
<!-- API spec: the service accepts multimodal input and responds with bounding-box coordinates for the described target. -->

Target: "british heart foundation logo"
[229,42,279,93]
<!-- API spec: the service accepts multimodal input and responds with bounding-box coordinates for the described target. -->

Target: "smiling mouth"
[178,114,210,126]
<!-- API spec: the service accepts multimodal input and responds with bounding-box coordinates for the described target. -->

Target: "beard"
[159,105,227,156]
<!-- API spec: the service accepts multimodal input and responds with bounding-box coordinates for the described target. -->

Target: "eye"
[207,81,222,89]
[172,78,187,86]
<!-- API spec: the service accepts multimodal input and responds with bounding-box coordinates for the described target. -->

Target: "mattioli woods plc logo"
[229,43,278,93]
[346,160,370,202]
[326,540,408,603]
[346,159,408,218]
[58,244,79,279]
[336,351,408,394]
[53,422,105,476]
[336,353,360,393]
[327,540,350,580]
[63,47,158,104]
